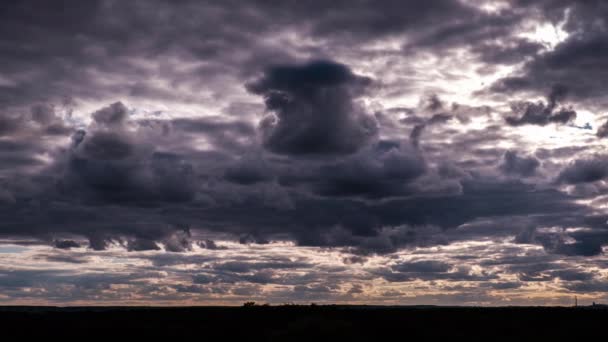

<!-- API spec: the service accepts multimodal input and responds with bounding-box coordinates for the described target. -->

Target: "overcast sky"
[1,0,608,306]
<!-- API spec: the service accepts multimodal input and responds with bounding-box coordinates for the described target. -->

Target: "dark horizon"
[3,305,608,339]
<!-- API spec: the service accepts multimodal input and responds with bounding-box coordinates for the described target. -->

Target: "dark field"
[2,305,607,339]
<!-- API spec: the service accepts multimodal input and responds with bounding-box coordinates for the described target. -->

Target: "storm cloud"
[247,60,378,156]
[1,0,608,306]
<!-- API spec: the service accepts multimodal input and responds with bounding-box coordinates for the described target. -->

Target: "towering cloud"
[247,60,378,156]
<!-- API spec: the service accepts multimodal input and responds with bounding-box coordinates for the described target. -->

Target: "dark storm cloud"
[3,0,608,306]
[279,141,427,199]
[0,100,599,256]
[504,85,576,126]
[81,131,133,160]
[500,150,540,177]
[91,102,129,127]
[410,112,453,148]
[171,178,592,255]
[513,222,608,257]
[30,104,58,125]
[65,139,197,205]
[556,156,608,184]
[198,239,226,250]
[0,104,73,178]
[52,239,80,249]
[0,116,21,136]
[224,156,273,185]
[596,119,608,138]
[492,33,608,102]
[126,238,160,252]
[0,0,286,109]
[247,60,378,156]
[1,103,70,139]
[0,102,217,248]
[491,1,608,103]
[0,0,526,112]
[0,95,601,259]
[304,0,479,39]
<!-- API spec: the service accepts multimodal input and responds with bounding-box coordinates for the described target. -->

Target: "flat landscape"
[2,305,607,339]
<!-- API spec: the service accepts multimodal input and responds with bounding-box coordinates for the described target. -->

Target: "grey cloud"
[30,104,58,125]
[490,2,608,103]
[596,119,608,138]
[53,239,80,249]
[162,230,193,253]
[91,102,129,128]
[410,112,453,148]
[514,225,607,257]
[2,1,608,307]
[556,156,608,184]
[127,238,160,252]
[565,280,608,293]
[0,116,22,136]
[198,239,226,250]
[224,156,273,185]
[500,150,540,177]
[81,131,133,160]
[504,85,576,126]
[247,60,378,156]
[310,143,427,199]
[0,96,598,257]
[392,260,451,273]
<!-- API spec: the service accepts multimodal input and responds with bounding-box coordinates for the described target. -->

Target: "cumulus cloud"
[500,150,540,177]
[91,102,129,128]
[505,85,576,126]
[53,239,80,249]
[310,142,427,198]
[247,60,378,156]
[596,119,608,138]
[0,92,596,258]
[556,156,608,184]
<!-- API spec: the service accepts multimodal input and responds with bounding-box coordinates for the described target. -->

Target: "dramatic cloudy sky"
[1,0,608,306]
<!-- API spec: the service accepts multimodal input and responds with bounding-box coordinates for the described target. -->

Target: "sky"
[1,0,608,306]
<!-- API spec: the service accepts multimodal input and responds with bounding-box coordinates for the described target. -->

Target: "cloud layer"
[1,0,608,305]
